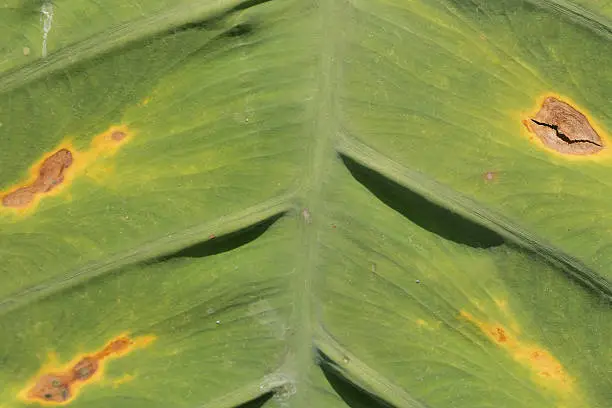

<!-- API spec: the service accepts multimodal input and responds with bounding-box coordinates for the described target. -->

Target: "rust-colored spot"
[524,96,603,155]
[493,327,507,343]
[71,357,98,381]
[110,131,127,142]
[2,149,73,208]
[19,334,155,405]
[460,311,575,396]
[91,125,132,150]
[1,125,134,213]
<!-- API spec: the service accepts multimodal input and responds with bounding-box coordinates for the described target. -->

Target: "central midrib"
[289,0,343,405]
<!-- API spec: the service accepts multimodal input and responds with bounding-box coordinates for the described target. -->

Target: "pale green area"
[0,0,610,408]
[551,0,612,20]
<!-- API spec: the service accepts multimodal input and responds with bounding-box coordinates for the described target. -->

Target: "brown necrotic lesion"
[1,124,132,211]
[2,148,73,208]
[524,97,604,155]
[25,337,131,404]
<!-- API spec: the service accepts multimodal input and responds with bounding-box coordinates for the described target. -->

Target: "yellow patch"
[0,125,135,216]
[518,93,612,162]
[494,298,507,311]
[492,298,521,333]
[84,163,116,183]
[17,333,155,406]
[415,318,441,330]
[460,310,578,399]
[111,374,135,389]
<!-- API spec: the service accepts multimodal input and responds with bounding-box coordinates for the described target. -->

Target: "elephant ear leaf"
[0,1,610,408]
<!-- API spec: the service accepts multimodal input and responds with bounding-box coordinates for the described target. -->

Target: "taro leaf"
[0,0,610,408]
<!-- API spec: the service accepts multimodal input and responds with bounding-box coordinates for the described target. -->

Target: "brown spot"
[525,97,603,155]
[2,125,134,213]
[96,337,132,358]
[492,327,507,343]
[26,374,72,403]
[22,335,154,405]
[36,149,73,192]
[71,357,98,381]
[460,310,576,395]
[2,149,73,208]
[110,131,126,141]
[2,187,37,208]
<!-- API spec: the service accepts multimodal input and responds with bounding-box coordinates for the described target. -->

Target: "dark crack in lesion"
[530,119,602,147]
[524,96,604,155]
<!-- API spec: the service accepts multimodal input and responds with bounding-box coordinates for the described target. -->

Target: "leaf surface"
[0,1,610,407]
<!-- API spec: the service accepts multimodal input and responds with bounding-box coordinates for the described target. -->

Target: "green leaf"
[0,1,610,407]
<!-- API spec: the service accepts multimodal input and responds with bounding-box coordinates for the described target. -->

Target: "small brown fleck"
[525,96,603,155]
[493,327,508,343]
[110,131,127,141]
